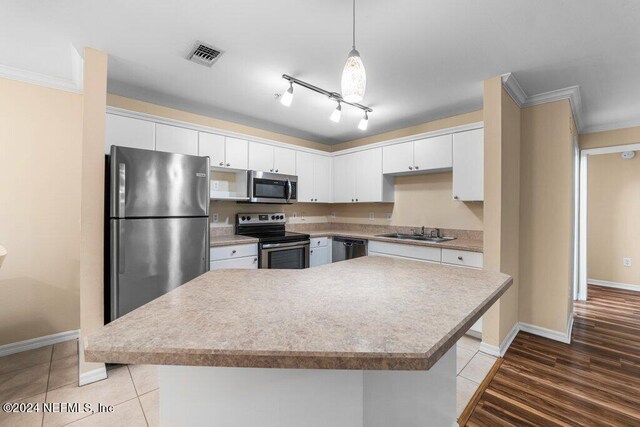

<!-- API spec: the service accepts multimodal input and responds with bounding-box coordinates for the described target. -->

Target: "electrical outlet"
[292,212,298,219]
[386,213,392,221]
[212,213,219,223]
[212,180,220,191]
[624,257,632,267]
[369,212,375,220]
[331,211,336,218]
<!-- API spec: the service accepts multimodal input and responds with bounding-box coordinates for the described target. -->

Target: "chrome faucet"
[412,226,426,236]
[431,228,441,238]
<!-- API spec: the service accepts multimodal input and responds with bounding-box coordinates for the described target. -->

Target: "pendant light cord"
[352,0,356,50]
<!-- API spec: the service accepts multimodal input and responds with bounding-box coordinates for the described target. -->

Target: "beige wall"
[330,111,483,152]
[580,125,640,150]
[481,78,521,348]
[79,48,108,376]
[0,78,83,345]
[519,100,574,333]
[588,153,640,287]
[107,94,331,153]
[330,173,483,230]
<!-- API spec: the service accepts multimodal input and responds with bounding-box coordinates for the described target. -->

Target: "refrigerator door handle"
[118,162,126,217]
[118,221,125,274]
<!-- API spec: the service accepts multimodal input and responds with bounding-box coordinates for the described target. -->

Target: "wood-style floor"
[464,285,640,426]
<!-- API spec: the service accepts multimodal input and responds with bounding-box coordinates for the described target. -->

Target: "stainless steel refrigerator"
[106,146,210,321]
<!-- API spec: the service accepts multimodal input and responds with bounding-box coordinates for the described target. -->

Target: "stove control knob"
[271,215,276,220]
[279,215,284,220]
[247,216,252,221]
[241,216,246,221]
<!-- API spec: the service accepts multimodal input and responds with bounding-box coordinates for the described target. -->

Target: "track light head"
[358,111,369,130]
[330,102,342,123]
[280,82,294,107]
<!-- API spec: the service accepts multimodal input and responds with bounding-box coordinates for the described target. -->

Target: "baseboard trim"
[465,329,482,340]
[478,322,520,357]
[79,365,108,386]
[588,278,640,292]
[0,330,80,357]
[519,322,571,344]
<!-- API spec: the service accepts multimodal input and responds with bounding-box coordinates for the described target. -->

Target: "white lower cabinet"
[310,237,330,267]
[441,248,483,269]
[210,244,258,270]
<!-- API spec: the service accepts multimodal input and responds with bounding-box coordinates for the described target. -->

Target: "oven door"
[259,241,310,269]
[248,170,297,204]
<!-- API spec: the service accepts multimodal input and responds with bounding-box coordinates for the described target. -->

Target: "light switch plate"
[624,257,632,267]
[212,213,219,223]
[292,212,298,219]
[212,180,220,191]
[369,212,375,220]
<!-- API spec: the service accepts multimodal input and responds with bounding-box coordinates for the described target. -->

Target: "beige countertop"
[210,234,259,247]
[307,230,483,253]
[85,256,510,371]
[210,229,483,252]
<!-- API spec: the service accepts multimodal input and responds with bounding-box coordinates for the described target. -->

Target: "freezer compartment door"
[110,217,209,320]
[110,146,209,218]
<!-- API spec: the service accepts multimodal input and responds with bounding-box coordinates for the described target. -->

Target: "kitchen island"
[85,256,511,426]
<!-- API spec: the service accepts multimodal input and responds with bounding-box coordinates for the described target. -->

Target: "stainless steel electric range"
[236,213,310,269]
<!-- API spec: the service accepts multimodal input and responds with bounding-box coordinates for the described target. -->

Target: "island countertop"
[85,257,511,371]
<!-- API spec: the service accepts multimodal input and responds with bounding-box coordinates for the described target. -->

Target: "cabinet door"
[225,137,249,170]
[273,146,296,175]
[309,245,329,267]
[105,114,155,154]
[295,151,315,202]
[355,148,382,202]
[210,256,258,270]
[382,141,414,174]
[452,129,484,201]
[332,153,356,202]
[198,133,226,166]
[155,124,198,156]
[248,141,274,172]
[413,134,452,171]
[314,155,332,203]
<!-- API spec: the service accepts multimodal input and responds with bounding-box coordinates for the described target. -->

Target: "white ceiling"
[2,0,640,144]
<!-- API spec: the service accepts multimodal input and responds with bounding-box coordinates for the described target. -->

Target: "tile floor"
[0,335,492,426]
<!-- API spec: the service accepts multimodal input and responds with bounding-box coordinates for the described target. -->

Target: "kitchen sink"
[376,233,456,243]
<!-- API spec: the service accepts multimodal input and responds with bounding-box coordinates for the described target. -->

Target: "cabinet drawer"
[369,251,438,264]
[210,243,257,260]
[310,237,328,248]
[210,256,258,270]
[368,241,441,262]
[441,249,483,268]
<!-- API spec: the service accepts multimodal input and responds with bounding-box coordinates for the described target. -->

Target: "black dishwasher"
[332,236,368,262]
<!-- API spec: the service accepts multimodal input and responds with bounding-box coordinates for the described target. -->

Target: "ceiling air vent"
[188,42,222,67]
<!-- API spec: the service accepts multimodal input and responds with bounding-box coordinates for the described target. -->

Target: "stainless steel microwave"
[247,170,298,204]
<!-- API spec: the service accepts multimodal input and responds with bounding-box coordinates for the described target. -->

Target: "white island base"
[159,346,456,427]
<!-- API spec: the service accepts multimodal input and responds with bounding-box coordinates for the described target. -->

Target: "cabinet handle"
[226,163,230,167]
[270,169,273,172]
[231,250,237,254]
[310,250,314,254]
[356,198,359,202]
[454,195,459,200]
[219,162,224,166]
[254,257,257,262]
[458,256,463,261]
[415,166,419,170]
[275,169,279,173]
[351,199,354,202]
[408,166,413,170]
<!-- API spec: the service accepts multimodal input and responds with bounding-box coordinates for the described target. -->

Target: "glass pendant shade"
[341,49,366,103]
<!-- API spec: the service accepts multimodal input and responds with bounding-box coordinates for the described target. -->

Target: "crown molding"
[0,63,83,93]
[581,118,640,135]
[501,73,583,132]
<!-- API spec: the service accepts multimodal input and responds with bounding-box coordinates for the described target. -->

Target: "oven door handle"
[261,240,310,249]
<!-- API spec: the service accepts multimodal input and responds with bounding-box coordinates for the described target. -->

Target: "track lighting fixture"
[279,74,372,129]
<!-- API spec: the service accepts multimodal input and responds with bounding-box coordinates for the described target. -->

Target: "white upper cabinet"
[296,151,332,203]
[413,134,452,171]
[382,142,413,174]
[199,133,248,170]
[155,124,198,156]
[333,148,393,203]
[248,142,296,175]
[105,114,154,154]
[273,147,296,175]
[383,134,452,174]
[248,141,274,172]
[452,128,484,201]
[198,132,226,166]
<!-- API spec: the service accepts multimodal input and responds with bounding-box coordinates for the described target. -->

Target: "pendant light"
[341,0,366,103]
